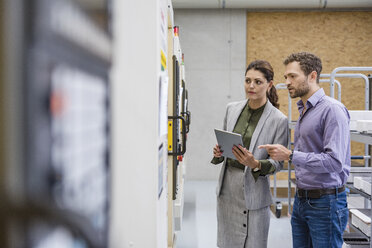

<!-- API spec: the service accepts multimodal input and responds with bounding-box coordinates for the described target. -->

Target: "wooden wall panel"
[246,11,372,157]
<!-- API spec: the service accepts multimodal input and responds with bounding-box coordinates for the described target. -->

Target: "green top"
[211,101,275,181]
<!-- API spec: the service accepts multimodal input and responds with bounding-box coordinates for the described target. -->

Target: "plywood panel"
[246,11,372,157]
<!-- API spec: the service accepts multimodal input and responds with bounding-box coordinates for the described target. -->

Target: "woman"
[211,60,288,248]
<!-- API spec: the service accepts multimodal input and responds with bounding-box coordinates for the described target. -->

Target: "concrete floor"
[176,180,368,248]
[176,180,292,248]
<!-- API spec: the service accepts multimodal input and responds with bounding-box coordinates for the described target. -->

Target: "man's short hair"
[284,52,322,83]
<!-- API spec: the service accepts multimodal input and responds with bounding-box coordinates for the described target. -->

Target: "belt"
[297,185,345,199]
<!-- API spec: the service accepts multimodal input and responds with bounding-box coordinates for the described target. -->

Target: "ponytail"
[267,86,279,109]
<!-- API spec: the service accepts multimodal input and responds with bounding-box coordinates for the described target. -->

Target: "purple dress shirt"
[292,88,351,189]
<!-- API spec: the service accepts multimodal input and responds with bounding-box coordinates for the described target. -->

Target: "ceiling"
[72,0,372,10]
[74,0,106,10]
[172,0,372,9]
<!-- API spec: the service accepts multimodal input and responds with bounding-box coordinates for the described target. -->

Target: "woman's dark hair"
[245,60,279,109]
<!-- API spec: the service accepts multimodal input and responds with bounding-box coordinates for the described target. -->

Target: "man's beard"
[289,79,310,98]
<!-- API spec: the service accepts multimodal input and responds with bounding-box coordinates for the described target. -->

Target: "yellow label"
[168,120,172,151]
[180,118,183,133]
[161,50,167,71]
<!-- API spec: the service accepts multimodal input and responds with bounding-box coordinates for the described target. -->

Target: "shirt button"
[243,224,247,227]
[243,211,247,214]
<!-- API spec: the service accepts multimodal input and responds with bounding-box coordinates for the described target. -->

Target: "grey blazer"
[217,100,289,210]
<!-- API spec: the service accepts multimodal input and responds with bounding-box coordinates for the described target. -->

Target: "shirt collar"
[296,88,325,111]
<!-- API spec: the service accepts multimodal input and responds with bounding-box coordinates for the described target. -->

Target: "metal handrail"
[322,72,371,110]
[329,67,372,98]
[319,79,342,101]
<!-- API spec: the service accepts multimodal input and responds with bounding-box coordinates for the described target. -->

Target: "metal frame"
[329,67,372,100]
[349,132,372,247]
[319,78,342,101]
[273,84,290,210]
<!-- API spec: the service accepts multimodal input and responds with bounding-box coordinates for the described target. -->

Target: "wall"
[110,0,167,247]
[174,9,247,180]
[246,11,372,157]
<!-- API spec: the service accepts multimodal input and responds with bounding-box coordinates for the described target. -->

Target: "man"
[259,52,350,248]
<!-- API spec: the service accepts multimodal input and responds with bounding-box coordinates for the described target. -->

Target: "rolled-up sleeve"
[251,159,275,181]
[211,156,224,165]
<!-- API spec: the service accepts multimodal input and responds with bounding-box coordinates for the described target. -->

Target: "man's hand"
[232,145,259,169]
[258,144,291,161]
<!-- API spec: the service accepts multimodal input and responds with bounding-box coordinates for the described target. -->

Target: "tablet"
[214,128,244,159]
